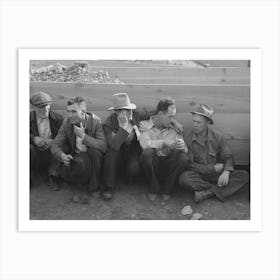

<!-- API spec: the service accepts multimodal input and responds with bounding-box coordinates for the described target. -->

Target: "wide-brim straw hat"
[190,104,214,124]
[108,92,136,110]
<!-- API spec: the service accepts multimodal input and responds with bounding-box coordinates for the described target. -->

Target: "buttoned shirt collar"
[150,115,175,131]
[192,127,214,146]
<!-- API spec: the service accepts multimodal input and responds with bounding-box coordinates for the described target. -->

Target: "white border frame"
[18,48,262,232]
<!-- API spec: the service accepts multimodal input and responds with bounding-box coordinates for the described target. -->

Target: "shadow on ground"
[30,177,250,220]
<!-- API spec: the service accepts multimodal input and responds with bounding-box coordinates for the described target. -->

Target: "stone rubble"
[30,62,124,84]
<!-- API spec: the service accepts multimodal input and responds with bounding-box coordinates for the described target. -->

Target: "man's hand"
[163,139,176,148]
[217,170,230,187]
[74,123,85,138]
[42,138,53,149]
[33,136,47,148]
[61,153,73,166]
[214,163,224,173]
[174,138,186,150]
[117,112,129,129]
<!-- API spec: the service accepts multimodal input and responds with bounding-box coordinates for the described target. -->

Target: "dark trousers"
[60,148,103,192]
[179,170,249,198]
[103,147,141,190]
[140,149,189,195]
[30,144,61,180]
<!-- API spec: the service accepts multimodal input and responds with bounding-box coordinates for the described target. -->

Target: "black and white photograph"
[18,48,261,231]
[28,58,250,221]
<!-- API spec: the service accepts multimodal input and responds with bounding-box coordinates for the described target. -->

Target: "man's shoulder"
[30,110,36,121]
[87,111,101,120]
[208,126,225,141]
[49,110,64,122]
[86,111,102,124]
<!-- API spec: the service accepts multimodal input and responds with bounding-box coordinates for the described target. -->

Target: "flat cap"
[30,92,52,107]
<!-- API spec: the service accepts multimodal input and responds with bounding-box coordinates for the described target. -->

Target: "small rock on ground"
[191,213,203,220]
[181,205,193,216]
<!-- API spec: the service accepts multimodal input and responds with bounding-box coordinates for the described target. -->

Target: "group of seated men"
[30,91,249,203]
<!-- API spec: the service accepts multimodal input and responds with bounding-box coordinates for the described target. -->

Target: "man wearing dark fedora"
[30,91,64,189]
[51,96,107,197]
[179,104,249,203]
[102,92,142,200]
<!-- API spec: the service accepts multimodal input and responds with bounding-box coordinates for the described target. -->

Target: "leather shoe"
[48,176,61,191]
[148,193,158,201]
[194,190,214,203]
[102,189,113,201]
[162,194,171,201]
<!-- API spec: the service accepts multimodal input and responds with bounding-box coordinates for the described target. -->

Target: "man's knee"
[87,148,103,166]
[71,153,91,178]
[231,170,250,184]
[176,151,190,169]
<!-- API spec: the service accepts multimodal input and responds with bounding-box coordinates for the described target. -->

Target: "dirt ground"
[30,175,250,220]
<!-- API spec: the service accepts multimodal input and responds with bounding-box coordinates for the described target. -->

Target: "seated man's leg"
[140,149,153,181]
[86,148,103,193]
[61,152,91,187]
[125,148,141,180]
[102,148,122,199]
[160,150,189,195]
[179,170,221,202]
[220,170,249,198]
[30,144,52,184]
[140,149,161,199]
[30,144,38,185]
[48,155,62,190]
[179,170,214,191]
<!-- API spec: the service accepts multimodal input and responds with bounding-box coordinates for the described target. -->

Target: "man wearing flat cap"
[30,91,64,189]
[102,92,142,200]
[51,96,107,197]
[179,104,249,203]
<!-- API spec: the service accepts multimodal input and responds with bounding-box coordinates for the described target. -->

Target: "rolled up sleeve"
[139,131,164,150]
[220,136,234,172]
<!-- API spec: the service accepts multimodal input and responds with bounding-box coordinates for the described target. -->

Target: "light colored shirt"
[139,117,186,156]
[37,116,52,139]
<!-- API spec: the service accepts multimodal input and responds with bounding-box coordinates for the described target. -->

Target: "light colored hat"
[190,104,214,124]
[30,92,52,107]
[108,92,136,110]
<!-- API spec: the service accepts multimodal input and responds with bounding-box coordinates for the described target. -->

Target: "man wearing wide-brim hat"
[102,92,143,200]
[179,104,249,203]
[30,91,64,189]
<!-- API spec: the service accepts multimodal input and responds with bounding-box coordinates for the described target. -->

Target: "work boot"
[194,190,214,203]
[162,194,171,201]
[148,193,158,201]
[102,188,114,201]
[48,175,61,191]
